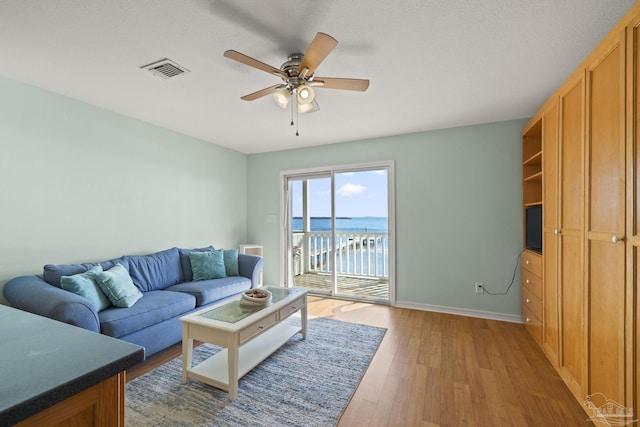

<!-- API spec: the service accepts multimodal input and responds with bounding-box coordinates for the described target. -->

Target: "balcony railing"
[292,231,389,278]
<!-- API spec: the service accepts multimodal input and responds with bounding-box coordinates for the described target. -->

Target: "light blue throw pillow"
[61,265,111,312]
[223,249,239,276]
[96,263,143,308]
[189,249,226,281]
[179,246,214,282]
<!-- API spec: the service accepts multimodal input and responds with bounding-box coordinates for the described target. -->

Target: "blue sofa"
[3,247,264,358]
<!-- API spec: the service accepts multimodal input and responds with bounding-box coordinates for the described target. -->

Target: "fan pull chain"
[290,91,294,127]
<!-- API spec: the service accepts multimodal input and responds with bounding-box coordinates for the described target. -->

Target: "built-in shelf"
[523,118,543,245]
[524,171,543,182]
[523,151,542,166]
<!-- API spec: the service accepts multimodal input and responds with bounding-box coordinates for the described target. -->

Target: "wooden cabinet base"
[15,372,125,427]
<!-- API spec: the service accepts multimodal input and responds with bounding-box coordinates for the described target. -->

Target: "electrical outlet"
[475,282,484,294]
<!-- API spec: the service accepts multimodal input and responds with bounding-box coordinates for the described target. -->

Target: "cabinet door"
[586,31,627,406]
[629,15,640,417]
[542,101,560,366]
[558,71,587,402]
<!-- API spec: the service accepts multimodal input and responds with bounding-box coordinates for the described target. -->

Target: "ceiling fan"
[224,32,369,132]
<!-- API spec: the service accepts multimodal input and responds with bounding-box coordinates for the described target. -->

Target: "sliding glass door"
[289,175,333,295]
[281,162,394,304]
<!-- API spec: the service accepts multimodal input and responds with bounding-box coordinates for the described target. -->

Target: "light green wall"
[0,77,247,303]
[247,119,526,316]
[0,75,526,316]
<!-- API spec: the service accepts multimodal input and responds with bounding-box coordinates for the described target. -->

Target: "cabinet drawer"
[279,297,305,319]
[522,286,542,320]
[521,269,543,300]
[521,251,542,276]
[239,312,278,344]
[522,306,542,345]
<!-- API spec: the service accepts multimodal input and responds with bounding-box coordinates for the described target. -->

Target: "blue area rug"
[126,317,386,426]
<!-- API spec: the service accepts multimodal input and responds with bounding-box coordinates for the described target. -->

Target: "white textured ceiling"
[0,0,636,154]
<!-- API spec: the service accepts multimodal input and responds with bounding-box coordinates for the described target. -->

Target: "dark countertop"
[0,305,144,425]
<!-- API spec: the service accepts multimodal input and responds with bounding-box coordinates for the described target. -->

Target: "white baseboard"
[394,300,522,324]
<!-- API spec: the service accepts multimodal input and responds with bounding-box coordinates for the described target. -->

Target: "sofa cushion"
[224,249,239,276]
[43,258,127,288]
[179,246,214,282]
[165,276,251,307]
[44,264,86,288]
[99,290,196,338]
[96,264,143,308]
[60,265,111,312]
[124,247,183,292]
[189,249,226,281]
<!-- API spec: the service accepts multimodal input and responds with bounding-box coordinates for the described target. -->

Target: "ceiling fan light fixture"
[273,88,291,109]
[297,102,314,113]
[298,99,320,113]
[297,85,315,104]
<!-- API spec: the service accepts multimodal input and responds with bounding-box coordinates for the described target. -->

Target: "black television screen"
[526,205,542,252]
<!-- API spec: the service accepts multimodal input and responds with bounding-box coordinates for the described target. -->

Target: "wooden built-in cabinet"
[541,99,560,369]
[521,120,543,346]
[15,374,125,427]
[521,250,543,344]
[586,24,628,410]
[557,70,587,403]
[522,1,640,418]
[631,11,640,420]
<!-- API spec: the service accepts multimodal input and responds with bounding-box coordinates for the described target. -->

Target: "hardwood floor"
[127,296,593,426]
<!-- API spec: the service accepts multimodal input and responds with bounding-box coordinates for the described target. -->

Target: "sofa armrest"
[238,254,264,289]
[3,276,100,332]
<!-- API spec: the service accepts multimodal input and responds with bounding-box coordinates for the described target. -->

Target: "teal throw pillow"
[61,265,111,312]
[223,249,239,276]
[96,263,143,308]
[189,249,226,281]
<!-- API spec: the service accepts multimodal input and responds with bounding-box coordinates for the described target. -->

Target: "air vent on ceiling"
[140,58,189,79]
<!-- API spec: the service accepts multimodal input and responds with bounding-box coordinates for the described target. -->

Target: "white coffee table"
[180,287,307,400]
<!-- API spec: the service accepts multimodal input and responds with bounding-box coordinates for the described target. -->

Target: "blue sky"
[291,169,388,217]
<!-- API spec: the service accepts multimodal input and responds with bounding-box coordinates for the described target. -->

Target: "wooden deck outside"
[293,272,389,301]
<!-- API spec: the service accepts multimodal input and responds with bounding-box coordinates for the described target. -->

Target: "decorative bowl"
[240,288,272,306]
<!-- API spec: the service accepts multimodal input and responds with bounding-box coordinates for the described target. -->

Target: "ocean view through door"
[282,162,394,303]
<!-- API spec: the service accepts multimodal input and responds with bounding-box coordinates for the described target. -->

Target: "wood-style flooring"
[127,296,592,426]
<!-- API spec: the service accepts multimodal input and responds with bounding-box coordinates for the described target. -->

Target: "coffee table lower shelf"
[185,321,301,392]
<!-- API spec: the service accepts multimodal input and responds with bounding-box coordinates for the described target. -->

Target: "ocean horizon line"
[292,216,388,219]
[292,216,388,233]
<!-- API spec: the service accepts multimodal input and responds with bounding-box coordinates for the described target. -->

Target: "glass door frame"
[279,160,395,304]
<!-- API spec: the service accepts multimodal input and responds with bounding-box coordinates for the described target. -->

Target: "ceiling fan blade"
[224,50,288,79]
[297,32,338,76]
[240,84,286,101]
[311,77,370,91]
